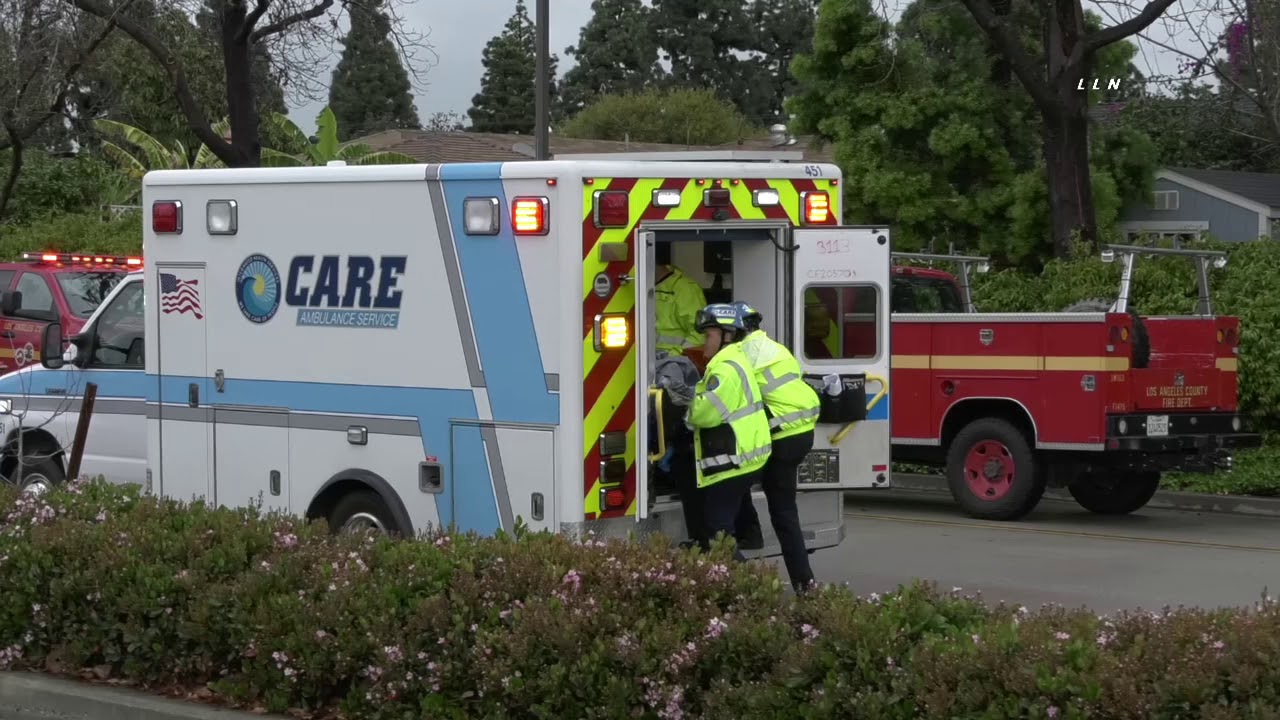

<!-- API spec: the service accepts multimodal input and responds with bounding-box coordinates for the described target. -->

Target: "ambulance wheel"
[3,455,65,497]
[946,418,1044,521]
[328,490,400,536]
[1067,471,1161,515]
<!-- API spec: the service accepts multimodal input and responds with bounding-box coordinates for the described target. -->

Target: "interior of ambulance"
[645,229,880,499]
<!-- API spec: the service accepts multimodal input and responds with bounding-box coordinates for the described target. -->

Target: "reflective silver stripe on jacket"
[768,407,821,428]
[698,444,773,471]
[760,368,802,395]
[701,358,764,422]
[658,334,688,347]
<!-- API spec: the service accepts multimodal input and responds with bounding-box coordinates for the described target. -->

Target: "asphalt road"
[785,490,1280,613]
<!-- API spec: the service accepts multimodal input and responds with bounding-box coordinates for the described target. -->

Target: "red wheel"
[963,440,1016,501]
[946,417,1045,521]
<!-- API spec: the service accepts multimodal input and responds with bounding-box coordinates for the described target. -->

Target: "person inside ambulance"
[684,303,773,562]
[728,301,820,593]
[803,288,839,359]
[654,242,708,365]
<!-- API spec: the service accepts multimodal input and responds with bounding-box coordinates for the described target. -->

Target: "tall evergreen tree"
[750,0,818,123]
[329,0,421,141]
[560,0,660,116]
[650,0,769,122]
[468,0,559,134]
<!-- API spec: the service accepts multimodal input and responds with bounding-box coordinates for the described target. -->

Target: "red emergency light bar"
[22,252,142,267]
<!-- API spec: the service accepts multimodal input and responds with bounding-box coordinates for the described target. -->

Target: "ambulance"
[31,154,892,552]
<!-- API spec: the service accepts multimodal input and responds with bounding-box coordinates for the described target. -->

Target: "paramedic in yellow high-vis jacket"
[654,243,707,360]
[684,303,773,562]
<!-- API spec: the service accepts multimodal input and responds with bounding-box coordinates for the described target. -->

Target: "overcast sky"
[287,0,1226,133]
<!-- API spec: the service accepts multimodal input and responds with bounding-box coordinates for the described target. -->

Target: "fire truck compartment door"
[635,229,656,521]
[790,227,891,491]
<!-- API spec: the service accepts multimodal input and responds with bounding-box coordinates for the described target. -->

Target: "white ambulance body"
[127,156,890,549]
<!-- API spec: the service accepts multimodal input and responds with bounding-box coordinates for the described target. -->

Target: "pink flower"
[705,617,728,638]
[1055,631,1071,641]
[562,569,583,592]
[801,624,820,643]
[1048,706,1060,718]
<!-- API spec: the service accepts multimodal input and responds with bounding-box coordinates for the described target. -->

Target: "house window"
[1149,190,1180,211]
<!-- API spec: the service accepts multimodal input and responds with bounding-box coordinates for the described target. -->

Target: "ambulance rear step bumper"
[643,488,846,557]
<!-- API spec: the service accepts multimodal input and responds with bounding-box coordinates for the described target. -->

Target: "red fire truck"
[822,244,1261,521]
[0,252,140,375]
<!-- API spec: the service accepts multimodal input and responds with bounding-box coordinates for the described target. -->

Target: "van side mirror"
[41,323,64,369]
[0,290,21,316]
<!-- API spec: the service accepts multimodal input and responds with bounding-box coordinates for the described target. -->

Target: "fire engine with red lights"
[0,252,140,375]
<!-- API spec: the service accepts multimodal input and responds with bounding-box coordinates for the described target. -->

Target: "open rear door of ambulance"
[790,227,892,490]
[634,229,655,521]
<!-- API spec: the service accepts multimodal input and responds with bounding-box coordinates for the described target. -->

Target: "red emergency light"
[593,190,630,228]
[802,191,831,224]
[152,200,183,234]
[512,197,549,235]
[22,252,142,267]
[601,486,627,511]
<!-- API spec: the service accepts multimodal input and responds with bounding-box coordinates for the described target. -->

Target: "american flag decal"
[160,272,203,319]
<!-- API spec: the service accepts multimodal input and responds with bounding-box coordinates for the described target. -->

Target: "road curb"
[857,473,1280,518]
[0,672,273,720]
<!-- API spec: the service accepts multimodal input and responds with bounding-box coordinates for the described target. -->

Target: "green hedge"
[4,480,1280,719]
[970,240,1280,431]
[0,210,142,260]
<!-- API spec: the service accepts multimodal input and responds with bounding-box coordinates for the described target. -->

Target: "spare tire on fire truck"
[1062,298,1150,369]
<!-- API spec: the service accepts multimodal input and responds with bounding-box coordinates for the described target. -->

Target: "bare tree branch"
[0,2,117,152]
[956,0,1059,110]
[65,0,235,163]
[240,0,271,43]
[1084,0,1180,53]
[0,118,24,221]
[249,0,332,43]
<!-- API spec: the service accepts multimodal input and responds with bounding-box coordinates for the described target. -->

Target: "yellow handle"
[648,387,668,462]
[828,374,889,445]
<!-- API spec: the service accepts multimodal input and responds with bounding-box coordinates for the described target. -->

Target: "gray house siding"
[1119,177,1266,242]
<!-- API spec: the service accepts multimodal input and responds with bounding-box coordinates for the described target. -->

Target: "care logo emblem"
[236,254,282,324]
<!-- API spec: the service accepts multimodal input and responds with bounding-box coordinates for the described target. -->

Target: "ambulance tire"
[328,490,401,537]
[1062,298,1150,369]
[5,455,65,497]
[946,418,1045,521]
[1067,471,1161,515]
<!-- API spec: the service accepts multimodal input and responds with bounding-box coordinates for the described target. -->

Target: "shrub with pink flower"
[2,480,1280,719]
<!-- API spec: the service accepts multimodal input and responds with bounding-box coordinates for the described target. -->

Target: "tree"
[1105,0,1279,171]
[956,0,1178,257]
[468,0,558,134]
[649,0,771,122]
[328,0,419,141]
[424,111,465,131]
[560,0,661,116]
[560,88,755,145]
[789,0,1155,267]
[64,0,431,168]
[258,106,416,165]
[0,0,116,220]
[749,0,818,124]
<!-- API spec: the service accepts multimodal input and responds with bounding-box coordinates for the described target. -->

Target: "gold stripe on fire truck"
[893,354,1131,372]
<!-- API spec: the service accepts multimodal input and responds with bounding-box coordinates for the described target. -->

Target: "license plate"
[1146,414,1169,437]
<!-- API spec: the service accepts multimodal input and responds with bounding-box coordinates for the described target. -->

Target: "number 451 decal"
[803,165,823,177]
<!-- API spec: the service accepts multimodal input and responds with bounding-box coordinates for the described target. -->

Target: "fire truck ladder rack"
[891,251,991,313]
[1101,244,1227,316]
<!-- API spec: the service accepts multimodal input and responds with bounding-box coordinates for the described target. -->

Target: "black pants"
[736,431,816,591]
[700,471,758,562]
[669,446,706,545]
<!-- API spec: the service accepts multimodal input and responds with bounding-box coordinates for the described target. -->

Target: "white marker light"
[652,189,682,207]
[464,197,500,235]
[206,200,238,235]
[752,189,781,206]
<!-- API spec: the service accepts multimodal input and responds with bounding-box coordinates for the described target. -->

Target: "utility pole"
[534,0,550,160]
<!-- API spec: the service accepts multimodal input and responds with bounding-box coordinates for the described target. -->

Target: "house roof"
[355,129,836,164]
[1167,167,1280,210]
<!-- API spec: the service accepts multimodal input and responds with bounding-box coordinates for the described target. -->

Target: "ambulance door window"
[802,284,880,361]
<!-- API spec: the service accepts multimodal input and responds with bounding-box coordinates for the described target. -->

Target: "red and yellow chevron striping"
[581,176,838,520]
